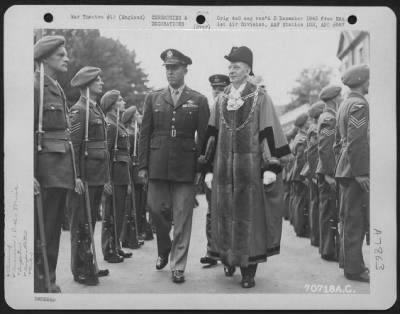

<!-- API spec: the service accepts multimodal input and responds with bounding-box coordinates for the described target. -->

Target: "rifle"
[111,107,121,252]
[36,62,45,152]
[332,178,340,260]
[35,190,51,293]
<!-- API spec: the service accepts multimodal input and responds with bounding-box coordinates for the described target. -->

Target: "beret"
[224,46,254,76]
[342,64,370,88]
[319,85,342,101]
[34,35,65,60]
[121,105,137,124]
[209,74,230,87]
[294,112,309,128]
[308,100,326,119]
[161,49,192,66]
[71,66,101,88]
[100,90,120,112]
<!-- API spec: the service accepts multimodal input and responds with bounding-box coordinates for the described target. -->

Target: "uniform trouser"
[102,185,127,256]
[309,179,320,246]
[318,174,338,257]
[204,183,213,257]
[70,185,103,277]
[338,178,368,275]
[147,179,195,272]
[282,181,290,220]
[292,181,309,236]
[34,188,68,292]
[134,184,147,235]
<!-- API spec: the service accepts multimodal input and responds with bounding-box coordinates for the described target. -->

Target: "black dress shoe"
[345,270,370,283]
[156,256,169,270]
[118,250,133,258]
[241,275,255,288]
[74,274,99,286]
[322,254,338,262]
[105,254,124,263]
[200,256,217,265]
[97,269,109,277]
[223,265,236,276]
[138,239,145,246]
[172,270,185,283]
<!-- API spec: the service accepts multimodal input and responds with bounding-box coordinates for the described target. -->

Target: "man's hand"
[74,178,85,195]
[194,172,204,186]
[204,173,213,189]
[355,176,369,193]
[104,182,113,195]
[138,169,148,185]
[324,175,336,191]
[34,177,40,196]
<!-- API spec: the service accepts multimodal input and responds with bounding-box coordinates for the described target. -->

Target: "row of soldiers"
[33,35,154,293]
[282,64,370,283]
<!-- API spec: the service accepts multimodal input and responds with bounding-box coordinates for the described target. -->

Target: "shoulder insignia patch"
[70,109,80,114]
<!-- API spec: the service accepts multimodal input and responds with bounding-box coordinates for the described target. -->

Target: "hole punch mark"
[44,13,53,23]
[196,15,206,25]
[348,15,357,25]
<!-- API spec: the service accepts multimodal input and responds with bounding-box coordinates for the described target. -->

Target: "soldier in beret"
[68,66,110,285]
[304,101,326,248]
[198,46,291,288]
[282,128,297,221]
[335,65,370,282]
[199,74,230,267]
[138,49,210,283]
[290,112,311,237]
[316,85,342,262]
[100,90,135,263]
[33,35,84,293]
[121,106,153,244]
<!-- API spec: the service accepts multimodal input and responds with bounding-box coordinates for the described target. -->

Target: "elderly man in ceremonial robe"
[199,46,291,288]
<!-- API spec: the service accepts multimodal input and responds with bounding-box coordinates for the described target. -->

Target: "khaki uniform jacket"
[335,91,369,178]
[139,86,210,182]
[69,97,110,186]
[34,72,75,189]
[106,112,131,186]
[316,108,337,175]
[290,130,307,182]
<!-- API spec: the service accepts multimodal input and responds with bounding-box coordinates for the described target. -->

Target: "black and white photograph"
[3,5,396,310]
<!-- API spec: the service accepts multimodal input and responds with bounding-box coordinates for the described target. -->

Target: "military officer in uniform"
[138,49,210,283]
[100,90,134,263]
[33,35,84,293]
[291,113,310,237]
[316,85,342,262]
[305,101,326,247]
[335,64,370,282]
[69,67,110,285]
[200,74,230,266]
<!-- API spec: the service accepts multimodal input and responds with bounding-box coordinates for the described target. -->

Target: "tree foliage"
[283,65,334,114]
[35,29,150,110]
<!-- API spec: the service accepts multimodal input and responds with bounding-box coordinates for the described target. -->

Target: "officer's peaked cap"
[161,49,192,66]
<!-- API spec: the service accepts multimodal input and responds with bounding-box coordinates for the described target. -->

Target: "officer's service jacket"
[106,112,131,186]
[290,130,307,182]
[335,91,369,178]
[34,73,75,189]
[316,107,337,175]
[69,97,110,186]
[305,122,319,178]
[139,86,210,182]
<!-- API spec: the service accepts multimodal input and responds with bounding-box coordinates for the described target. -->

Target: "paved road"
[56,194,369,294]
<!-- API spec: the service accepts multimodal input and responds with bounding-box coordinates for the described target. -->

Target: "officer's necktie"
[171,89,180,106]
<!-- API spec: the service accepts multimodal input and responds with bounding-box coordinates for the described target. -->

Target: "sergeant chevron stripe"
[349,116,367,128]
[320,128,335,136]
[70,122,81,133]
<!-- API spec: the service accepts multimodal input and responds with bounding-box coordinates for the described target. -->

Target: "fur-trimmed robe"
[205,81,290,267]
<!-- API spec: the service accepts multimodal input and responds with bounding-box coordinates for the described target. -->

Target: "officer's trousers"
[134,183,147,236]
[282,181,290,220]
[338,178,368,275]
[147,179,195,272]
[102,185,128,256]
[70,185,103,277]
[204,183,213,257]
[318,175,338,257]
[292,181,309,237]
[309,179,320,247]
[34,188,68,292]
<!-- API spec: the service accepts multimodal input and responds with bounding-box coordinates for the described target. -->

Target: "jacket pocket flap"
[150,137,162,149]
[41,139,66,153]
[87,147,106,160]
